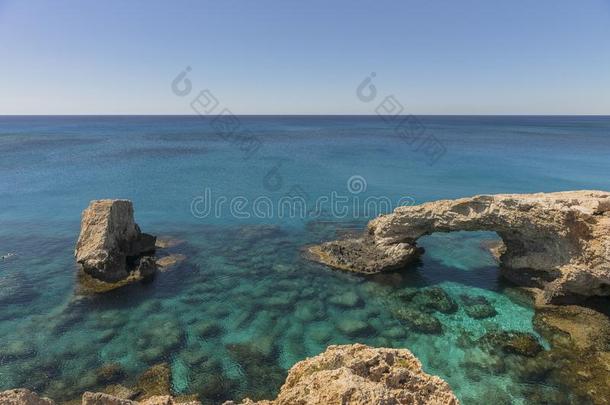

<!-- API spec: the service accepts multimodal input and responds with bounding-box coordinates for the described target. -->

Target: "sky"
[1,0,609,115]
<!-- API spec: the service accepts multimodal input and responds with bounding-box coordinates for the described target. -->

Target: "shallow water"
[1,116,610,403]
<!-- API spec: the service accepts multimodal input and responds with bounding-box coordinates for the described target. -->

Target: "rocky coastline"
[6,193,609,404]
[0,344,458,405]
[304,190,610,404]
[308,190,610,304]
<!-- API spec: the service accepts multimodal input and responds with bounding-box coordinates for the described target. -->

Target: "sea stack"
[308,190,610,304]
[75,199,156,282]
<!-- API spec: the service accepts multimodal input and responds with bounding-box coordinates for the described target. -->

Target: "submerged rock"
[134,363,172,400]
[135,318,184,363]
[0,274,39,307]
[307,191,610,303]
[391,287,419,303]
[75,199,156,283]
[328,291,363,308]
[191,320,223,338]
[0,340,37,362]
[336,319,374,337]
[225,342,285,401]
[464,303,497,319]
[154,237,185,249]
[393,307,443,334]
[156,254,186,271]
[460,294,497,319]
[224,343,458,405]
[532,303,610,405]
[414,287,458,314]
[478,330,544,357]
[94,363,126,385]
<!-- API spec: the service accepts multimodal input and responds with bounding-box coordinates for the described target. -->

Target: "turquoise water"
[1,116,610,403]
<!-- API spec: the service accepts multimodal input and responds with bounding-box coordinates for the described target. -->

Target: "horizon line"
[1,114,609,117]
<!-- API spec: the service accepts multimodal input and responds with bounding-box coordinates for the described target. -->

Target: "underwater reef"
[308,190,610,303]
[0,344,457,405]
[3,214,610,404]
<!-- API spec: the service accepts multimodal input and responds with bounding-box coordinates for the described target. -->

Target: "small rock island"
[308,190,610,303]
[75,199,157,285]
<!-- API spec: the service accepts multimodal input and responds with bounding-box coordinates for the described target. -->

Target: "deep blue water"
[1,115,609,404]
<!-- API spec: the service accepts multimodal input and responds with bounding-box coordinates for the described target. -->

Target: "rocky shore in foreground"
[0,344,458,405]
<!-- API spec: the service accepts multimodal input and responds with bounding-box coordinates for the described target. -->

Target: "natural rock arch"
[308,191,610,303]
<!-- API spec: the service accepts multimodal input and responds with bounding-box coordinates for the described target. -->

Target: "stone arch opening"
[308,191,610,303]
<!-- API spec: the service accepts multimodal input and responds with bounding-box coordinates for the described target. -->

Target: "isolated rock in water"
[307,235,421,274]
[225,344,458,405]
[75,200,156,282]
[156,254,186,271]
[308,190,610,303]
[0,389,55,405]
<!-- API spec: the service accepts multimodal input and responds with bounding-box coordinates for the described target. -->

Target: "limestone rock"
[82,392,134,405]
[225,343,458,405]
[81,392,200,405]
[75,199,156,282]
[308,191,610,303]
[134,363,172,400]
[156,254,187,271]
[0,389,55,405]
[532,303,610,404]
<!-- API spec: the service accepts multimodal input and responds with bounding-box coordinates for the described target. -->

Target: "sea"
[1,115,609,404]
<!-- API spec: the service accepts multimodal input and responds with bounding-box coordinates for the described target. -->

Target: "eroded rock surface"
[0,389,55,405]
[224,343,458,405]
[75,200,156,282]
[309,191,610,303]
[82,392,200,405]
[532,300,610,404]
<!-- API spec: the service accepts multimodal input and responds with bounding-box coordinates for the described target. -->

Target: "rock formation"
[0,389,55,405]
[75,200,156,282]
[81,392,200,405]
[308,190,610,303]
[0,389,200,405]
[1,345,457,405]
[224,344,458,405]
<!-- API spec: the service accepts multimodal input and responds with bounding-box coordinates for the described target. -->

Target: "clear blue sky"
[1,0,609,114]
